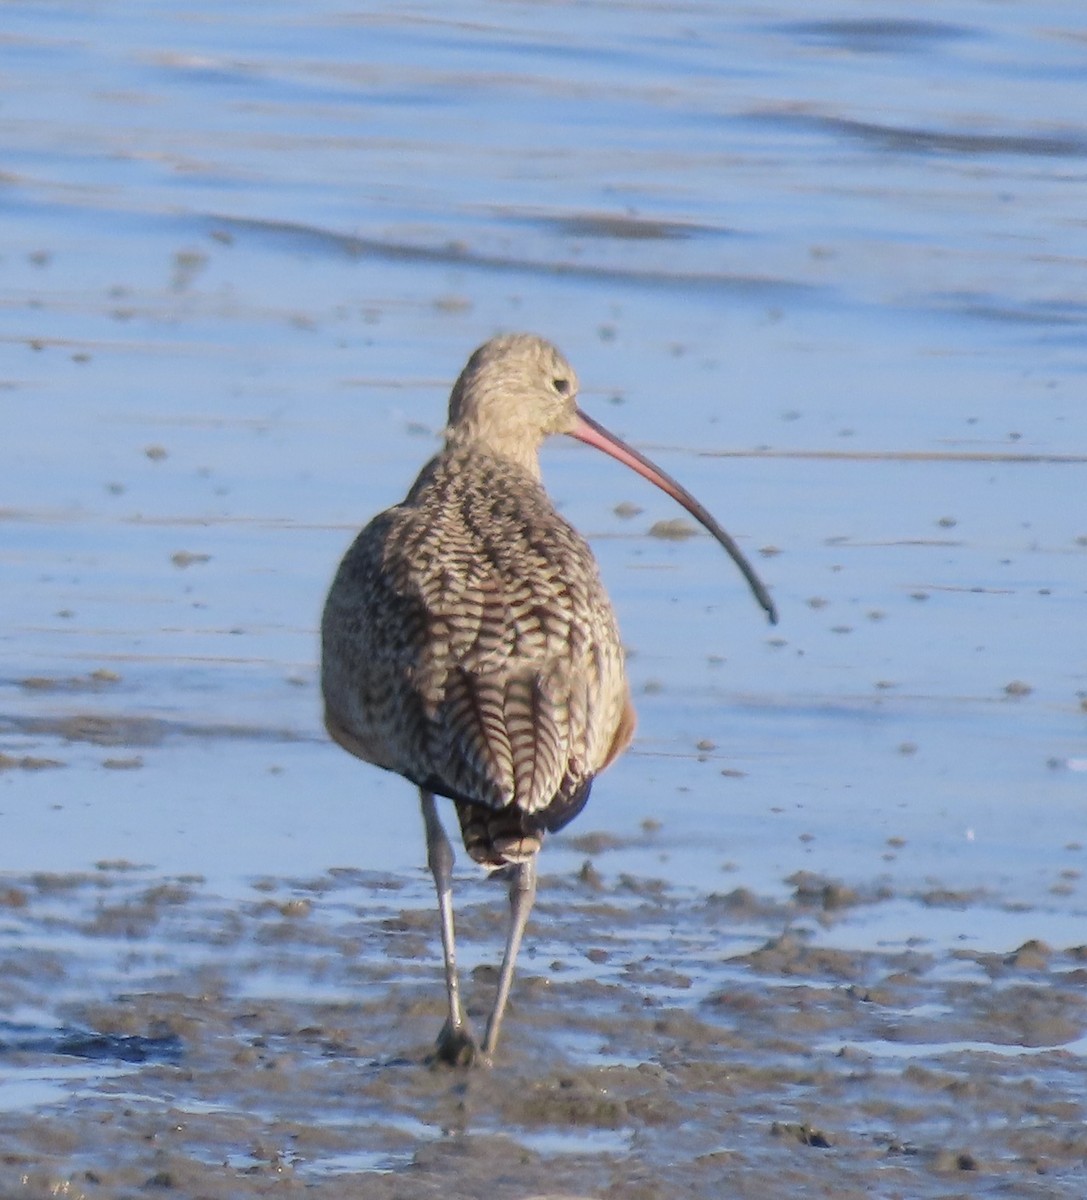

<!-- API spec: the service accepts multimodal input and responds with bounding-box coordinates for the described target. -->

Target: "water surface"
[2,2,1086,1195]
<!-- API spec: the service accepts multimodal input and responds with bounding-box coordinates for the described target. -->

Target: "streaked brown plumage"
[321,333,775,1065]
[322,425,633,864]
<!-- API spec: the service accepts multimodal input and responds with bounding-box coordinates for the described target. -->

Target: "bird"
[320,333,776,1066]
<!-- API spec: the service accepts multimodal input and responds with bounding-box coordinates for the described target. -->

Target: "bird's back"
[321,446,634,862]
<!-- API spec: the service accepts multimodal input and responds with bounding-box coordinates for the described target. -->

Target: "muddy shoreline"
[1,864,1084,1198]
[5,2,1087,1196]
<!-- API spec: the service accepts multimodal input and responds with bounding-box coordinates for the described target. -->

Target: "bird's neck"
[442,424,545,481]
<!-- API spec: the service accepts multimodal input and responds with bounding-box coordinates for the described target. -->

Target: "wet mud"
[5,2,1087,1197]
[1,864,1085,1199]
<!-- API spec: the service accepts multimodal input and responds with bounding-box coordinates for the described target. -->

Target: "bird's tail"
[454,800,544,868]
[454,774,594,868]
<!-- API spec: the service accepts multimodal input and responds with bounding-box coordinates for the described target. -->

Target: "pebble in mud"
[647,517,698,540]
[170,550,212,568]
[0,752,65,771]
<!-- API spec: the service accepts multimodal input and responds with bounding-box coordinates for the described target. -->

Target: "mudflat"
[4,2,1086,1196]
[1,862,1085,1198]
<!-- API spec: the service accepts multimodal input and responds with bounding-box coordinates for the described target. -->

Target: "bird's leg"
[481,855,537,1059]
[420,790,478,1066]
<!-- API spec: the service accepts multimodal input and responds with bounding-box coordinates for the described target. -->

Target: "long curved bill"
[570,409,778,625]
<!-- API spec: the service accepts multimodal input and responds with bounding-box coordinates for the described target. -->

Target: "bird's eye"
[552,377,570,395]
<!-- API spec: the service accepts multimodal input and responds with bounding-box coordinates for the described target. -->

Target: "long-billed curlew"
[321,333,776,1065]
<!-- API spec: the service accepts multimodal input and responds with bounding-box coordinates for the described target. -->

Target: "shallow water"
[2,1,1087,1196]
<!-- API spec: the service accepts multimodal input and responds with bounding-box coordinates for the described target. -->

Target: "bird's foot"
[428,1020,488,1069]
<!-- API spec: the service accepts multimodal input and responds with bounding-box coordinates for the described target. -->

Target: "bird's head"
[445,333,580,466]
